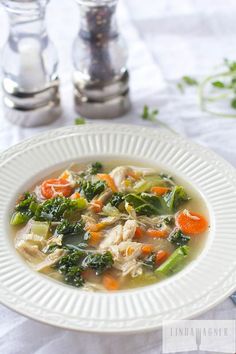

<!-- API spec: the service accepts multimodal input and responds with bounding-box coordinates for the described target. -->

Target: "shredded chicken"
[34,248,65,272]
[83,282,106,292]
[16,243,45,263]
[15,233,47,249]
[114,259,143,277]
[122,220,137,241]
[109,166,134,192]
[100,224,123,249]
[97,189,113,203]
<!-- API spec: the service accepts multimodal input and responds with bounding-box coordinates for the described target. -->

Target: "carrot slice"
[90,199,103,213]
[176,210,208,235]
[87,223,107,232]
[88,231,102,246]
[70,192,81,200]
[102,274,119,291]
[97,174,117,192]
[155,250,169,264]
[134,227,144,239]
[41,178,73,199]
[151,186,170,196]
[146,229,168,238]
[141,244,154,255]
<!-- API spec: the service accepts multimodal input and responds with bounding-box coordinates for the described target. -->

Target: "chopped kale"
[80,180,106,201]
[168,229,190,247]
[34,196,80,222]
[56,219,84,237]
[56,250,85,287]
[88,162,103,175]
[56,220,86,246]
[143,253,156,270]
[109,193,124,207]
[82,251,114,275]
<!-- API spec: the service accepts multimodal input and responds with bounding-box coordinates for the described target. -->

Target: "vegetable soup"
[10,162,209,291]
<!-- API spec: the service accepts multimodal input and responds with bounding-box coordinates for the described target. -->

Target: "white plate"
[0,124,236,333]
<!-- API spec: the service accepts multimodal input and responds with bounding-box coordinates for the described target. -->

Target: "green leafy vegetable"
[80,180,106,201]
[34,196,83,222]
[10,192,38,225]
[56,250,85,287]
[109,193,124,207]
[82,251,114,275]
[164,186,189,212]
[88,162,103,175]
[75,117,85,125]
[143,253,156,270]
[125,193,168,216]
[56,219,86,246]
[155,245,189,276]
[168,229,190,247]
[141,105,159,122]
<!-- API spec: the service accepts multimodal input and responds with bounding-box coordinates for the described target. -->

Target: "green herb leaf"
[141,105,159,122]
[75,117,86,125]
[231,98,236,109]
[212,81,225,88]
[182,76,198,86]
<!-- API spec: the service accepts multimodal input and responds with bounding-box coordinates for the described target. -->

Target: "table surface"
[0,0,235,353]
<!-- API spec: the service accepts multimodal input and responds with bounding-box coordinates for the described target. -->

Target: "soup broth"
[11,161,209,291]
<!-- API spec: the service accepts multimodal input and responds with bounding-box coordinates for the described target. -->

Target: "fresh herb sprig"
[75,117,86,125]
[177,76,198,93]
[178,59,236,118]
[141,105,159,122]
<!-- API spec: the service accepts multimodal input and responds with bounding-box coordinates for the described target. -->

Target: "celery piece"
[75,197,87,209]
[155,246,189,276]
[133,176,166,193]
[102,203,120,216]
[31,221,49,238]
[10,212,29,226]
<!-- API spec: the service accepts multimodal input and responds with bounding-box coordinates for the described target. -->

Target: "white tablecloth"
[0,0,235,353]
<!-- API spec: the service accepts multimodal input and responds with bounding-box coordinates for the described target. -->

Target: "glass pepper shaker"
[1,0,61,127]
[73,0,131,119]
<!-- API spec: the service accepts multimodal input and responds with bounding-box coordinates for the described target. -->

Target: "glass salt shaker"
[1,0,61,127]
[73,0,131,119]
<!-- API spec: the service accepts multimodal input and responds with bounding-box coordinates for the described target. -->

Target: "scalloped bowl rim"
[0,124,235,333]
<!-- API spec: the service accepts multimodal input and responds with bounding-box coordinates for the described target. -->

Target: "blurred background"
[0,1,235,353]
[0,0,235,162]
